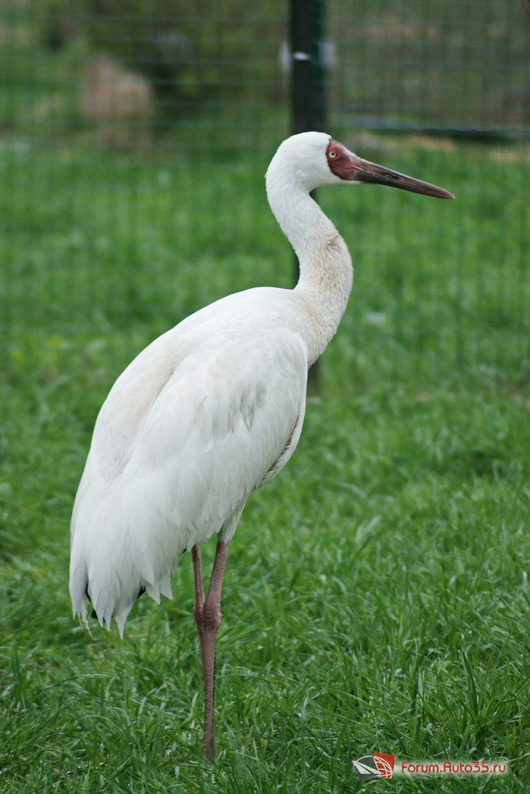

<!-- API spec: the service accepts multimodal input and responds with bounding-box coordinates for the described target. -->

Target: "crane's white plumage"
[70,130,452,638]
[70,291,309,633]
[69,132,353,634]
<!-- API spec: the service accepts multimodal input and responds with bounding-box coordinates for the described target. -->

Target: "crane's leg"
[192,539,228,762]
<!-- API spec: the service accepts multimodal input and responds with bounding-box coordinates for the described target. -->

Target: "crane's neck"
[266,173,353,365]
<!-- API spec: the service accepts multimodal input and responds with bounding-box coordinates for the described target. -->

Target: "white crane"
[69,131,453,760]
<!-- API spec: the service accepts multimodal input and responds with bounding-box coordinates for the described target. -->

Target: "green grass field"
[1,131,529,794]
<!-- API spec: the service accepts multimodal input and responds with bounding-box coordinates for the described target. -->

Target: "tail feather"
[69,547,173,636]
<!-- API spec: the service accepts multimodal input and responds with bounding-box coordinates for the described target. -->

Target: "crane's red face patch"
[326,139,355,180]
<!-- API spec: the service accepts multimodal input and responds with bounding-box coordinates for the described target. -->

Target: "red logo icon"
[353,753,396,780]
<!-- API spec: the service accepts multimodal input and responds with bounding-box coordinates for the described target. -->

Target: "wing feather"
[70,298,308,632]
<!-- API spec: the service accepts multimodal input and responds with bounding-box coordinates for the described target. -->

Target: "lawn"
[0,132,529,794]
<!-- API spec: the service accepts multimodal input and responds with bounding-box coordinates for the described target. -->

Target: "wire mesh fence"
[1,0,528,388]
[330,0,529,138]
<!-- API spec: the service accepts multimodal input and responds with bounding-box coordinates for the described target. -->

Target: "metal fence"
[1,0,528,383]
[330,0,529,139]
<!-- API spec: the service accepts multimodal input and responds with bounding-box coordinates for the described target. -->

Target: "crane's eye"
[328,150,337,158]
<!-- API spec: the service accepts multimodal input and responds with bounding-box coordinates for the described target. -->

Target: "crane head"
[268,132,454,199]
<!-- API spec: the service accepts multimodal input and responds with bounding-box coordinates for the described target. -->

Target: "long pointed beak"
[352,156,454,199]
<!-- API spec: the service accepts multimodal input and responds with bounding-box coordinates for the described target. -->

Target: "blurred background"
[1,0,528,391]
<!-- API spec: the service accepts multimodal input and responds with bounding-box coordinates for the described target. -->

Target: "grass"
[1,123,529,792]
